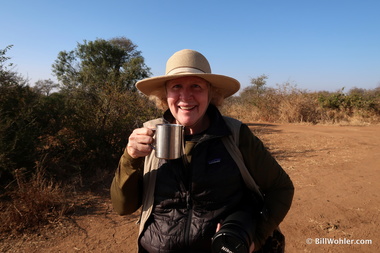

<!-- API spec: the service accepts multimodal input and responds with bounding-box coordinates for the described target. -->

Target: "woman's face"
[166,76,210,134]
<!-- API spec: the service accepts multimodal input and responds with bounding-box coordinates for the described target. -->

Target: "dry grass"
[221,84,380,125]
[0,167,73,235]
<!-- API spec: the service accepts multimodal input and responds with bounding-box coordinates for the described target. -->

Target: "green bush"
[0,84,43,178]
[316,88,380,122]
[0,83,160,185]
[36,85,161,180]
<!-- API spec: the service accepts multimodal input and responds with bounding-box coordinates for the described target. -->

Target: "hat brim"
[136,73,240,98]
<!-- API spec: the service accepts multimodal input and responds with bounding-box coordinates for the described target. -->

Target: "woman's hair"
[148,83,225,110]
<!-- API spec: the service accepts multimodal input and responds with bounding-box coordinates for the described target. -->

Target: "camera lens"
[211,211,255,253]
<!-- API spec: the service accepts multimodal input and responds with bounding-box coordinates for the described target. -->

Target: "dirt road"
[2,123,379,253]
[257,123,380,253]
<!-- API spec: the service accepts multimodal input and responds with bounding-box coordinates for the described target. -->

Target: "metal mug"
[154,124,184,159]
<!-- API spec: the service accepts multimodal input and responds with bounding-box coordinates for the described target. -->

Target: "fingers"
[249,242,255,253]
[127,128,155,158]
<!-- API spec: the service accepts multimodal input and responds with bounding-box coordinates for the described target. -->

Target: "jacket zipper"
[184,190,193,247]
[183,155,193,249]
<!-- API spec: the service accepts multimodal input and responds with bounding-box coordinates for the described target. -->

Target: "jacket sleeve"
[110,147,145,215]
[238,124,294,249]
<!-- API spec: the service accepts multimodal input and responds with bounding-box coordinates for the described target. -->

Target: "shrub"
[36,86,161,181]
[222,82,380,124]
[0,84,43,178]
[317,87,380,123]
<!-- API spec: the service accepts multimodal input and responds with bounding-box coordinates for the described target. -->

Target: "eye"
[167,83,181,90]
[192,84,202,89]
[172,84,182,89]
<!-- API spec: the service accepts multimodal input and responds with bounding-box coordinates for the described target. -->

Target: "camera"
[211,211,256,253]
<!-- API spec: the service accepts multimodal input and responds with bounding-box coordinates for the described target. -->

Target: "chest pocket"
[190,139,244,210]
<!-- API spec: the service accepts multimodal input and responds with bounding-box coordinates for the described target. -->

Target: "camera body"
[211,211,256,253]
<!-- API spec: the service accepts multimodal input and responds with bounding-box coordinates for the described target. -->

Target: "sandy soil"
[1,123,379,253]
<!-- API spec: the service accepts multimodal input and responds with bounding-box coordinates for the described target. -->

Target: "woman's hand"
[127,128,155,158]
[216,223,221,232]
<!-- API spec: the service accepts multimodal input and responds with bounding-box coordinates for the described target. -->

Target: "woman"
[111,49,294,253]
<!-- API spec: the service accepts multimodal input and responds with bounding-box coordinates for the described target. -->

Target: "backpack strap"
[222,116,264,201]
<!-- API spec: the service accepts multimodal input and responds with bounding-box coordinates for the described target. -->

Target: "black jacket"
[110,105,294,252]
[140,105,256,252]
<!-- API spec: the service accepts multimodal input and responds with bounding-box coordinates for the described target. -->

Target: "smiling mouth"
[179,106,196,110]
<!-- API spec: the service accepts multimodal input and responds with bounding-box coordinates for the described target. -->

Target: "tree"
[52,37,151,92]
[249,74,268,95]
[0,45,28,87]
[240,74,268,105]
[0,83,42,178]
[0,45,13,81]
[0,45,38,182]
[33,79,59,96]
[48,38,157,178]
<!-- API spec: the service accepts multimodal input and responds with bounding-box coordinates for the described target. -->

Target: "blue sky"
[2,0,379,92]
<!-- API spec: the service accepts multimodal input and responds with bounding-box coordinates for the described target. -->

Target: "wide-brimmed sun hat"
[136,49,240,99]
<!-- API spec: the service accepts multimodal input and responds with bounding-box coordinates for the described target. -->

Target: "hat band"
[166,67,206,75]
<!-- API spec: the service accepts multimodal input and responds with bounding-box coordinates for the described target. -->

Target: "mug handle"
[149,128,157,150]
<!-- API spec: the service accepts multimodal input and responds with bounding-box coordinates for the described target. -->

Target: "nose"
[180,87,193,101]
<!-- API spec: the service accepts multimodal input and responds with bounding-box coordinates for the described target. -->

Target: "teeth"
[180,106,195,110]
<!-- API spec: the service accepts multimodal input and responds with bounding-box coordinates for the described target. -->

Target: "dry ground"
[1,123,379,253]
